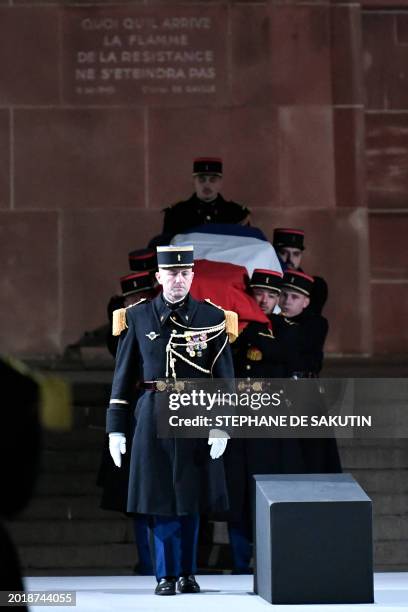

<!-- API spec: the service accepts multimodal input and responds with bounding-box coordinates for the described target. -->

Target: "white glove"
[109,433,126,468]
[208,428,229,459]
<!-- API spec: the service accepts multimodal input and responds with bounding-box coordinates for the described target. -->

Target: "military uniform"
[159,157,250,241]
[225,270,304,572]
[233,321,291,379]
[272,310,328,376]
[107,246,235,585]
[273,228,328,315]
[275,269,342,474]
[162,193,250,238]
[107,293,234,515]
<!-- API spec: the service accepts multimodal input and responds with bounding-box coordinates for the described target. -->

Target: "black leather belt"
[141,380,185,392]
[141,381,165,392]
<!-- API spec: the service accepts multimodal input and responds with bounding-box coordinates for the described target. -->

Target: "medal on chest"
[185,332,208,358]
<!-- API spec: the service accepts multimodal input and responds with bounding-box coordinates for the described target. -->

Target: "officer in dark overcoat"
[226,270,305,572]
[99,265,158,575]
[273,228,328,316]
[106,245,235,595]
[274,269,342,474]
[153,158,250,243]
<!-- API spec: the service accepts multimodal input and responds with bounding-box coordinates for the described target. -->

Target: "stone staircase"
[5,358,408,575]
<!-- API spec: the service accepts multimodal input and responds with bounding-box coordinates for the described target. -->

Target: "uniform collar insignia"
[153,292,199,327]
[153,294,197,327]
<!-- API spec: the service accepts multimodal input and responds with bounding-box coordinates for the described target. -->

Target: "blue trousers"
[152,514,200,580]
[228,519,252,573]
[133,516,154,575]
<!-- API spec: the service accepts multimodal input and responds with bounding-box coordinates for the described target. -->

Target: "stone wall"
[0,0,406,356]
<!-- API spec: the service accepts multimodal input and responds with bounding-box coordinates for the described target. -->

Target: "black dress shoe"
[177,575,200,593]
[155,577,176,595]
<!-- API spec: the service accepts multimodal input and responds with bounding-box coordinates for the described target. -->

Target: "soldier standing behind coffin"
[226,270,304,573]
[161,158,250,239]
[274,269,342,473]
[107,245,236,596]
[234,269,292,379]
[273,228,328,315]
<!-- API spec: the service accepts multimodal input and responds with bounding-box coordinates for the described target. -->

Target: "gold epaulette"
[205,299,238,344]
[112,298,146,336]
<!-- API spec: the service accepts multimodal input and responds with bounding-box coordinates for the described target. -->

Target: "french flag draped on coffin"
[171,224,282,329]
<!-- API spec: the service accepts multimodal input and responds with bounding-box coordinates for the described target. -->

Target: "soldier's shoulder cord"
[112,298,147,336]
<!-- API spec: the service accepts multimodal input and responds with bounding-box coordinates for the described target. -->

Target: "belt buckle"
[156,380,167,392]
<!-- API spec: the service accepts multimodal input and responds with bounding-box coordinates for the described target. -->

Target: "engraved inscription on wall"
[63,9,227,104]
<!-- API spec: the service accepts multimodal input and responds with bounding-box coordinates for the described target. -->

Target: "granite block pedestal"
[254,473,374,604]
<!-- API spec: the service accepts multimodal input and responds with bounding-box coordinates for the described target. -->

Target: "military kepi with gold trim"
[156,245,194,268]
[250,269,283,293]
[282,269,314,296]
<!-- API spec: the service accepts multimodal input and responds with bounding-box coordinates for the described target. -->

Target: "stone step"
[35,472,100,497]
[11,512,407,547]
[338,439,408,448]
[375,540,408,565]
[375,565,408,572]
[18,496,114,520]
[19,544,137,570]
[339,447,408,469]
[345,469,408,494]
[374,515,408,541]
[41,449,103,473]
[38,443,408,473]
[43,429,105,451]
[371,493,408,515]
[8,519,134,546]
[70,405,107,429]
[17,539,407,572]
[33,467,408,499]
[40,445,408,473]
[17,493,408,522]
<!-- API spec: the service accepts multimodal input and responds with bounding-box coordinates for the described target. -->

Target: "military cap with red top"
[128,248,157,273]
[282,269,314,296]
[192,157,223,176]
[249,269,283,293]
[273,228,305,251]
[120,271,156,297]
